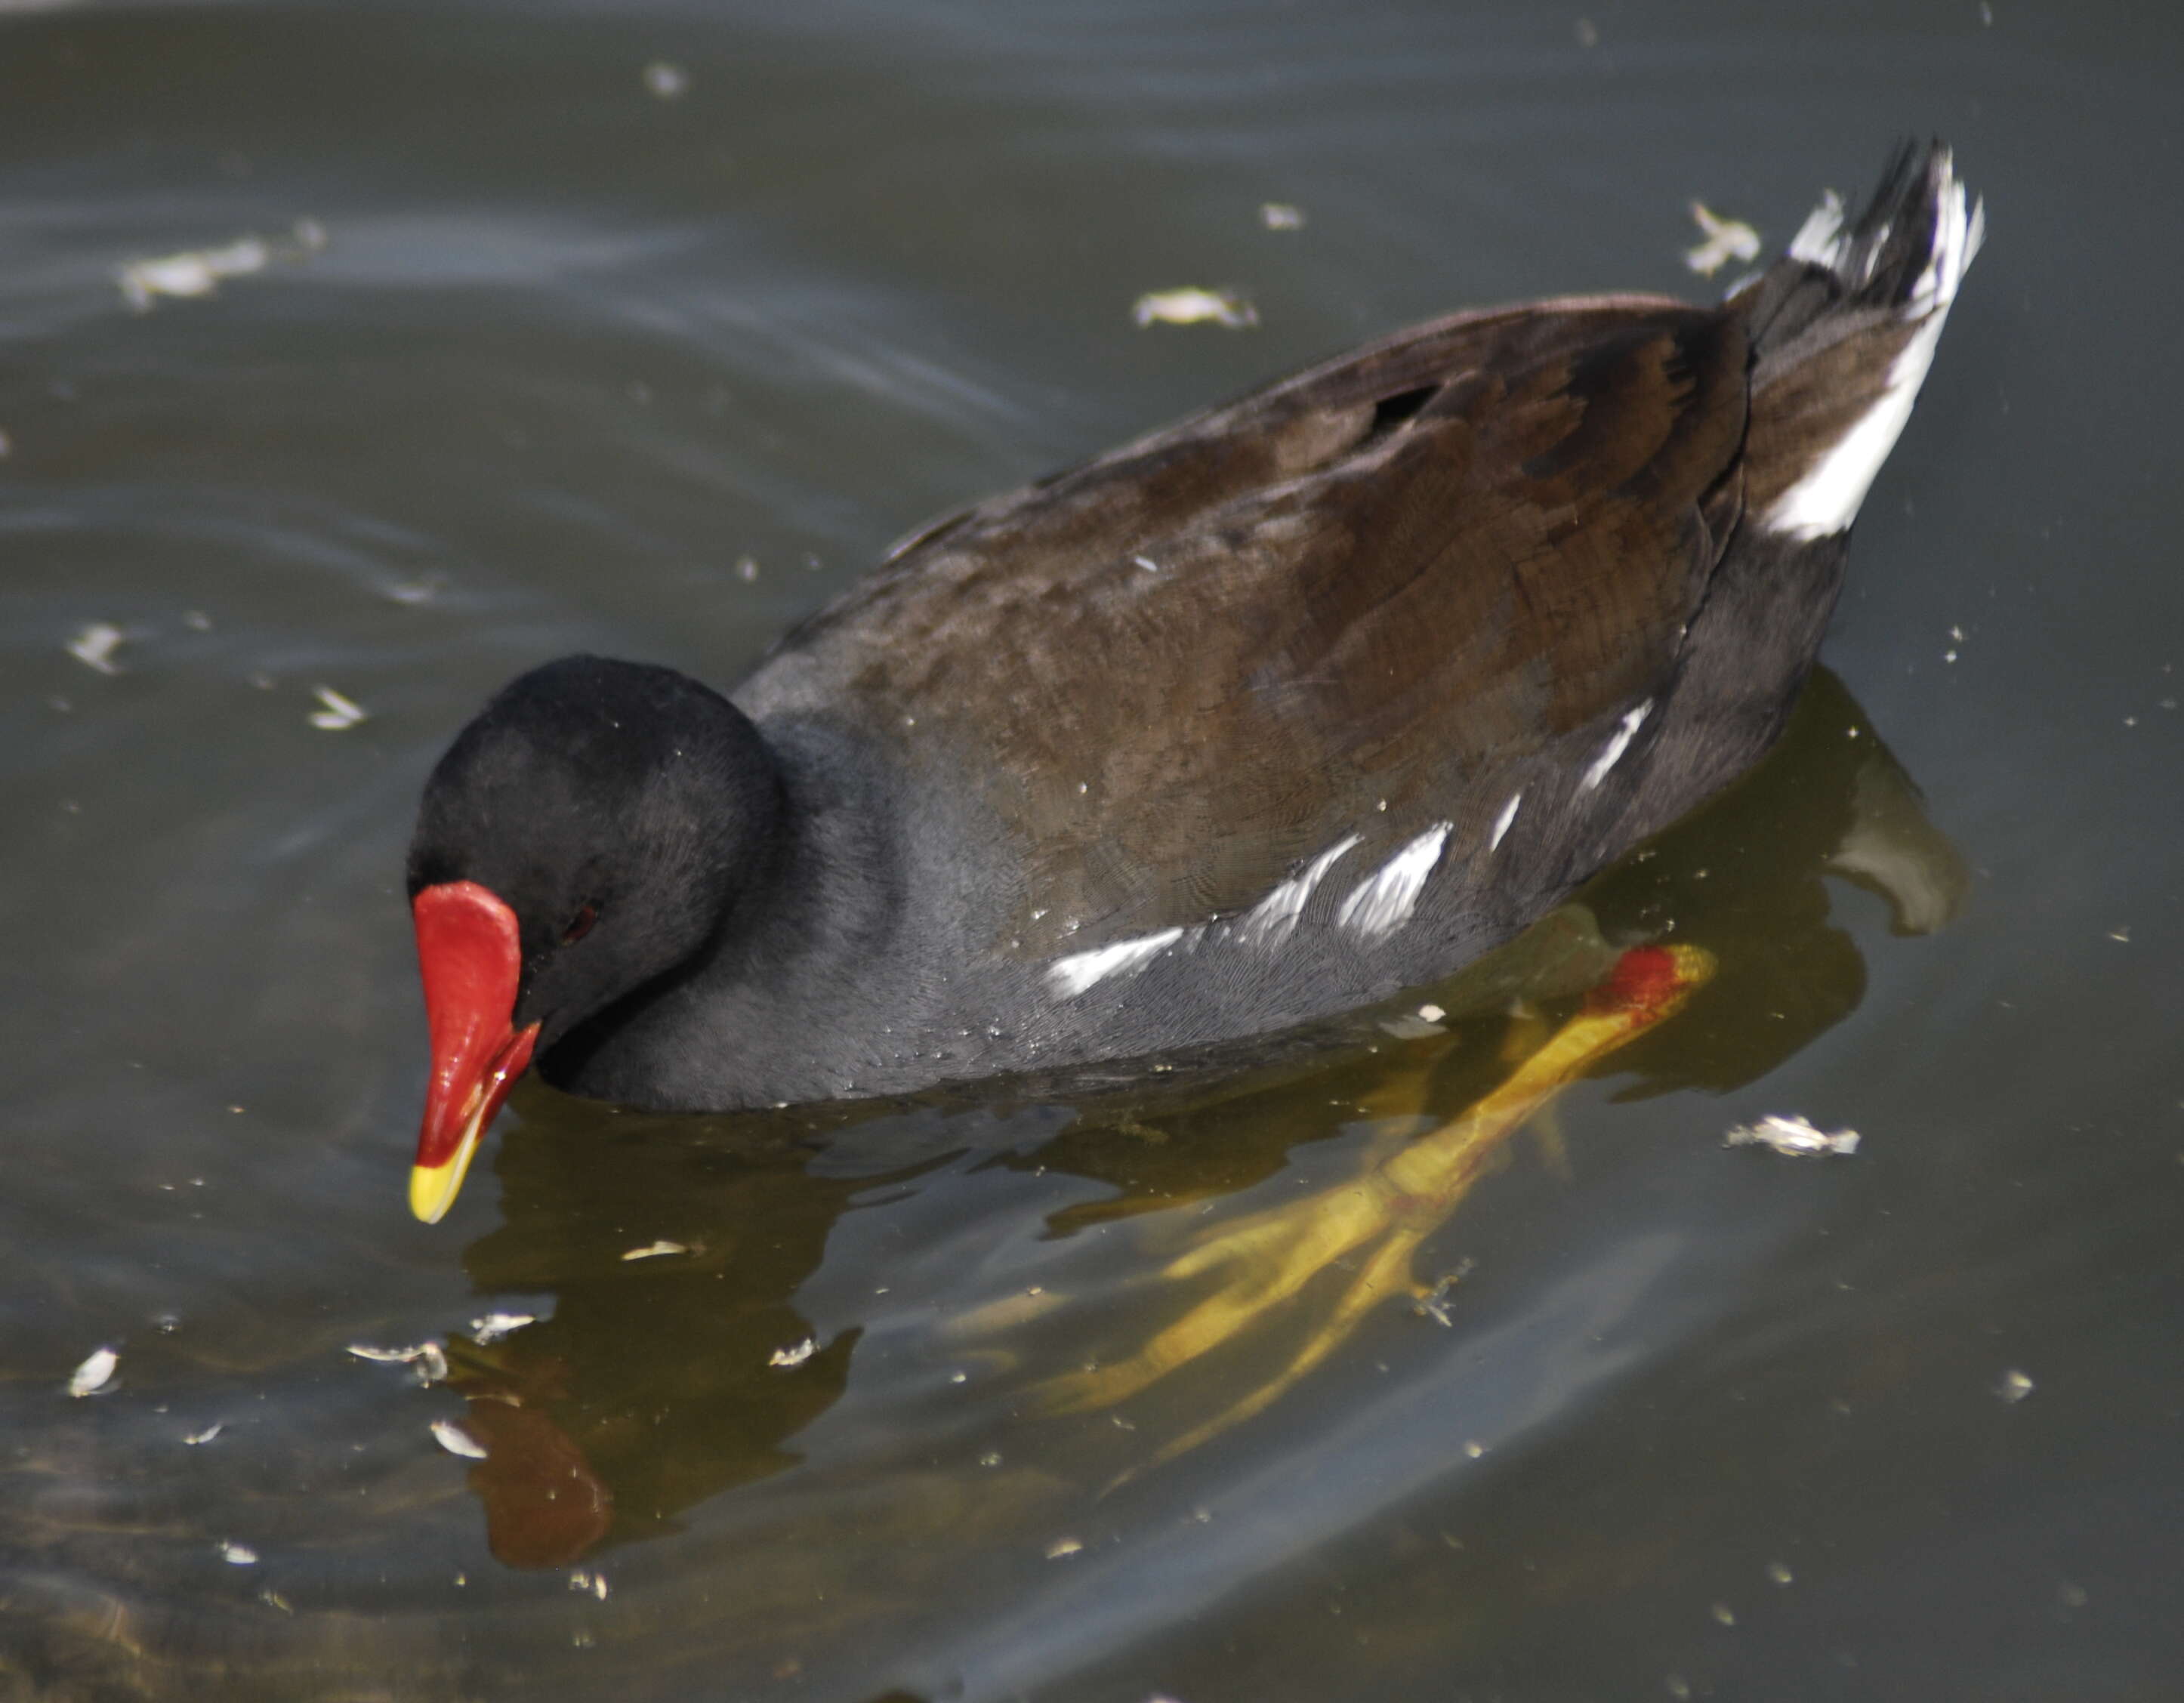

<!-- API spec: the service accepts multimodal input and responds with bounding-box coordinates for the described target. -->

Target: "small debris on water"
[1575,17,1600,48]
[1683,202,1762,276]
[1044,1535,1084,1560]
[768,1337,816,1368]
[469,1312,537,1345]
[568,1569,610,1600]
[1412,1258,1476,1327]
[182,1422,224,1445]
[620,1239,689,1261]
[1765,1561,1794,1586]
[66,623,128,674]
[345,1340,449,1385]
[430,1418,489,1459]
[307,685,368,730]
[1710,1601,1736,1626]
[1462,1439,1486,1459]
[118,222,324,310]
[259,1589,292,1612]
[68,1346,119,1397]
[736,556,760,582]
[1259,202,1306,231]
[1997,1368,2035,1404]
[120,236,270,310]
[2107,926,2131,943]
[217,1541,259,1566]
[1724,1114,1859,1158]
[1131,287,1257,330]
[643,60,689,100]
[384,575,443,606]
[979,1449,1003,1467]
[346,1341,428,1364]
[1417,1003,1445,1023]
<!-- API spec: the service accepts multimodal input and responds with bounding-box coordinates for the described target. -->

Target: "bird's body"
[404,143,1982,1220]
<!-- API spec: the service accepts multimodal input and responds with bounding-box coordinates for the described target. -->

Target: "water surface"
[5,2,2182,1698]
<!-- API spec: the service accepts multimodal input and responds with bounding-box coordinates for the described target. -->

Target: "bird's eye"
[560,903,600,946]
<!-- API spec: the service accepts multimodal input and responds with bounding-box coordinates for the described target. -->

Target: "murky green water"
[6,2,2182,1698]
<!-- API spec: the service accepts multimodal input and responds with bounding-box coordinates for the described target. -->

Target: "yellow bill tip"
[409,1129,482,1224]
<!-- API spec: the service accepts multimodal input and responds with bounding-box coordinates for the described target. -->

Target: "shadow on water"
[442,666,1964,1571]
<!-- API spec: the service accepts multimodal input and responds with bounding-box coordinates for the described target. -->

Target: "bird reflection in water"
[433,668,1964,1566]
[443,1142,891,1567]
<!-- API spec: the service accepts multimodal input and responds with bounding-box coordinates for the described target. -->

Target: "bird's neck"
[541,714,985,1109]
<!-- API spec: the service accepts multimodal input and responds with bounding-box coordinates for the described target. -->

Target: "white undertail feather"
[1766,153,1986,543]
[1786,190,1846,268]
[1336,823,1452,942]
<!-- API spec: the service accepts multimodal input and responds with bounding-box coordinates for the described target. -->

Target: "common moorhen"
[406,143,1982,1221]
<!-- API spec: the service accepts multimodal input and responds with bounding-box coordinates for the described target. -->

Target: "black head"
[408,656,782,1051]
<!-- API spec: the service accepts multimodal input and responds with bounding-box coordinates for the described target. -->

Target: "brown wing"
[741,295,1751,953]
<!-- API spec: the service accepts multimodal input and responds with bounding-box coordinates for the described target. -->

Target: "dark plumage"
[404,143,1981,1217]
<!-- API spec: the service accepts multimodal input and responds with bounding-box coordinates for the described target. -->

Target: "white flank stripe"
[1235,835,1362,949]
[1335,823,1452,943]
[1487,791,1522,853]
[1766,161,1985,542]
[1580,701,1653,791]
[1047,927,1186,998]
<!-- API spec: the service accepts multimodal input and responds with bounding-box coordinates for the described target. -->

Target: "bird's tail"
[1735,140,1985,541]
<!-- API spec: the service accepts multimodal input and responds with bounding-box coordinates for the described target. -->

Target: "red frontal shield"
[410,881,539,1222]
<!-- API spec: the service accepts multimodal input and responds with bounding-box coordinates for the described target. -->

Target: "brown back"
[745,295,1752,954]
